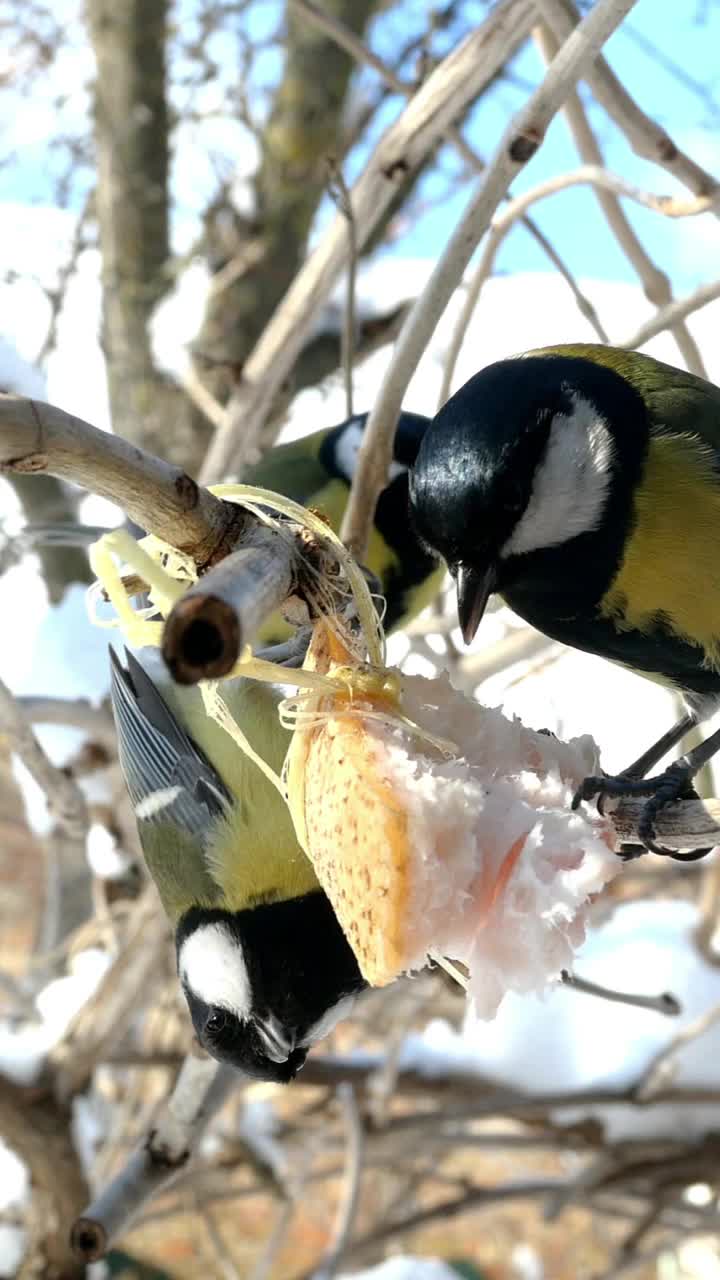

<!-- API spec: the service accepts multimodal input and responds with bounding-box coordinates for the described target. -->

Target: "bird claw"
[573,763,713,862]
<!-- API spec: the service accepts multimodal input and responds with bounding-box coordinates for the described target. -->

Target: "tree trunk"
[87,0,190,463]
[193,0,381,409]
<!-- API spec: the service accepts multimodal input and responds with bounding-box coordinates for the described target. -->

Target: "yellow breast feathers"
[601,433,720,670]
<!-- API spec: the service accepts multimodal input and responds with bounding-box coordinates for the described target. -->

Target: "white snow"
[0,948,111,1086]
[401,898,720,1140]
[342,1260,463,1280]
[0,1225,26,1279]
[0,1141,29,1211]
[86,822,133,880]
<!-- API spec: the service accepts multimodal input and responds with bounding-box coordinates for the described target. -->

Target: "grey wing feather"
[109,648,232,839]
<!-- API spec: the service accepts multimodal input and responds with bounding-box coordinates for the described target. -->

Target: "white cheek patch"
[179,922,251,1019]
[301,993,358,1047]
[501,392,615,558]
[335,420,405,485]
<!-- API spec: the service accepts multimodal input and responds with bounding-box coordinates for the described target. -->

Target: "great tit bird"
[408,343,720,858]
[109,647,365,1081]
[247,411,442,639]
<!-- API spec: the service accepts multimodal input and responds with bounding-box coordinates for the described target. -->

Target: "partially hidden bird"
[408,343,720,858]
[247,410,442,640]
[110,646,365,1081]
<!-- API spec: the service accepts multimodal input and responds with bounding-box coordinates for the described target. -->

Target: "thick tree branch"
[0,395,248,565]
[162,530,298,682]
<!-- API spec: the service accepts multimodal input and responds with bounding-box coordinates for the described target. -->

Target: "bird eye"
[205,1009,230,1038]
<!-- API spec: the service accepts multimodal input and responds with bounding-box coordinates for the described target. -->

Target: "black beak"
[455,563,497,644]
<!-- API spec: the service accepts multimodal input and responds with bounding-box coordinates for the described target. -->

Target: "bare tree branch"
[162,529,299,682]
[71,1052,232,1261]
[534,20,706,376]
[0,395,248,564]
[620,277,720,349]
[0,1077,89,1279]
[440,163,717,405]
[19,696,116,750]
[199,0,538,483]
[0,674,87,843]
[312,1085,365,1280]
[538,0,720,201]
[292,0,608,352]
[340,0,641,562]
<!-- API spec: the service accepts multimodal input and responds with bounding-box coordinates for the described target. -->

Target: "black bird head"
[177,895,366,1083]
[409,353,648,642]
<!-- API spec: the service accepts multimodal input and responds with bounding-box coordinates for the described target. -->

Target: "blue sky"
[1,0,719,299]
[359,0,720,292]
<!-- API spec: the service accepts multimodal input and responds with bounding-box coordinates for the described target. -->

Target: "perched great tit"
[109,647,365,1081]
[408,343,720,857]
[247,411,442,639]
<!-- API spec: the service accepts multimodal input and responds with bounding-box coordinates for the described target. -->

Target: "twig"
[608,794,720,850]
[560,970,681,1016]
[71,1053,234,1261]
[162,528,298,682]
[327,159,357,420]
[537,0,720,202]
[339,0,641,561]
[312,1085,364,1280]
[0,674,87,842]
[459,627,558,681]
[49,887,170,1098]
[250,1200,297,1280]
[180,362,228,432]
[632,1001,720,1101]
[19,696,116,750]
[198,0,538,483]
[193,1192,243,1280]
[534,21,706,376]
[298,1053,720,1110]
[439,162,716,406]
[518,214,610,343]
[207,237,266,298]
[339,1177,567,1261]
[620,277,720,349]
[0,395,248,566]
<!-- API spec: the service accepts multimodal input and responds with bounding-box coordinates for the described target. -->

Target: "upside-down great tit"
[110,647,365,1081]
[408,343,720,857]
